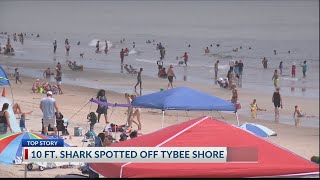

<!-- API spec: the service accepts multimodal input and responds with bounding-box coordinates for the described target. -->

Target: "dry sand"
[0,63,318,178]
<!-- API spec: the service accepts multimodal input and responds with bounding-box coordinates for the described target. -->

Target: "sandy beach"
[0,63,318,177]
[0,0,319,177]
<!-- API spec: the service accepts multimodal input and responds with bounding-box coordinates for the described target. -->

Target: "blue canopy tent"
[132,87,238,127]
[0,66,10,86]
[0,66,21,132]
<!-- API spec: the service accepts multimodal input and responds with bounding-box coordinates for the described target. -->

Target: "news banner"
[22,139,257,163]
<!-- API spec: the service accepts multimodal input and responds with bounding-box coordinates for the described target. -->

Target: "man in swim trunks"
[167,65,176,89]
[43,68,52,80]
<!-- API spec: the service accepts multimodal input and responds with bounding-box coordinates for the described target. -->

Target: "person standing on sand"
[279,61,283,75]
[130,94,142,131]
[262,57,268,69]
[0,103,12,135]
[53,40,57,53]
[272,87,282,123]
[167,65,176,89]
[40,91,60,136]
[96,89,109,124]
[214,60,219,82]
[300,61,307,78]
[120,49,125,64]
[250,99,266,119]
[14,68,22,84]
[230,84,238,104]
[55,67,63,94]
[134,68,143,90]
[272,70,279,88]
[124,93,133,129]
[291,62,296,77]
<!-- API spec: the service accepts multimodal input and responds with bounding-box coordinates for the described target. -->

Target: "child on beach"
[250,99,266,119]
[14,68,22,84]
[293,105,316,119]
[19,114,26,132]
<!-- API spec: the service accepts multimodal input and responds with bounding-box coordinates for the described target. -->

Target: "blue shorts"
[0,123,8,134]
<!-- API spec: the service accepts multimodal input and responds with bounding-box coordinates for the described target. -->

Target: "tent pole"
[185,111,190,120]
[235,112,240,126]
[162,110,165,128]
[217,111,225,120]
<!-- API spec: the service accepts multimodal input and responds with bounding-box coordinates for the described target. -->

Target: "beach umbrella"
[0,132,69,177]
[240,123,277,137]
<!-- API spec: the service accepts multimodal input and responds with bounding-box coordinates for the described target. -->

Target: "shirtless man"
[167,65,176,89]
[43,68,52,80]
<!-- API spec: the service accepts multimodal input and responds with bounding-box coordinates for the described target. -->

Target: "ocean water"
[0,0,319,98]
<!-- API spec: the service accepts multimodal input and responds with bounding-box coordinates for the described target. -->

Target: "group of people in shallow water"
[249,89,315,126]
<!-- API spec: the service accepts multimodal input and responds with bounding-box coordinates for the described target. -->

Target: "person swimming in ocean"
[205,47,210,54]
[104,40,108,54]
[262,57,268,69]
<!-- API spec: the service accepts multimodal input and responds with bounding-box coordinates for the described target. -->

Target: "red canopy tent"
[90,116,319,178]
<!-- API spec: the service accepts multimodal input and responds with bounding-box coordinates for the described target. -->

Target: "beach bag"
[87,112,97,125]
